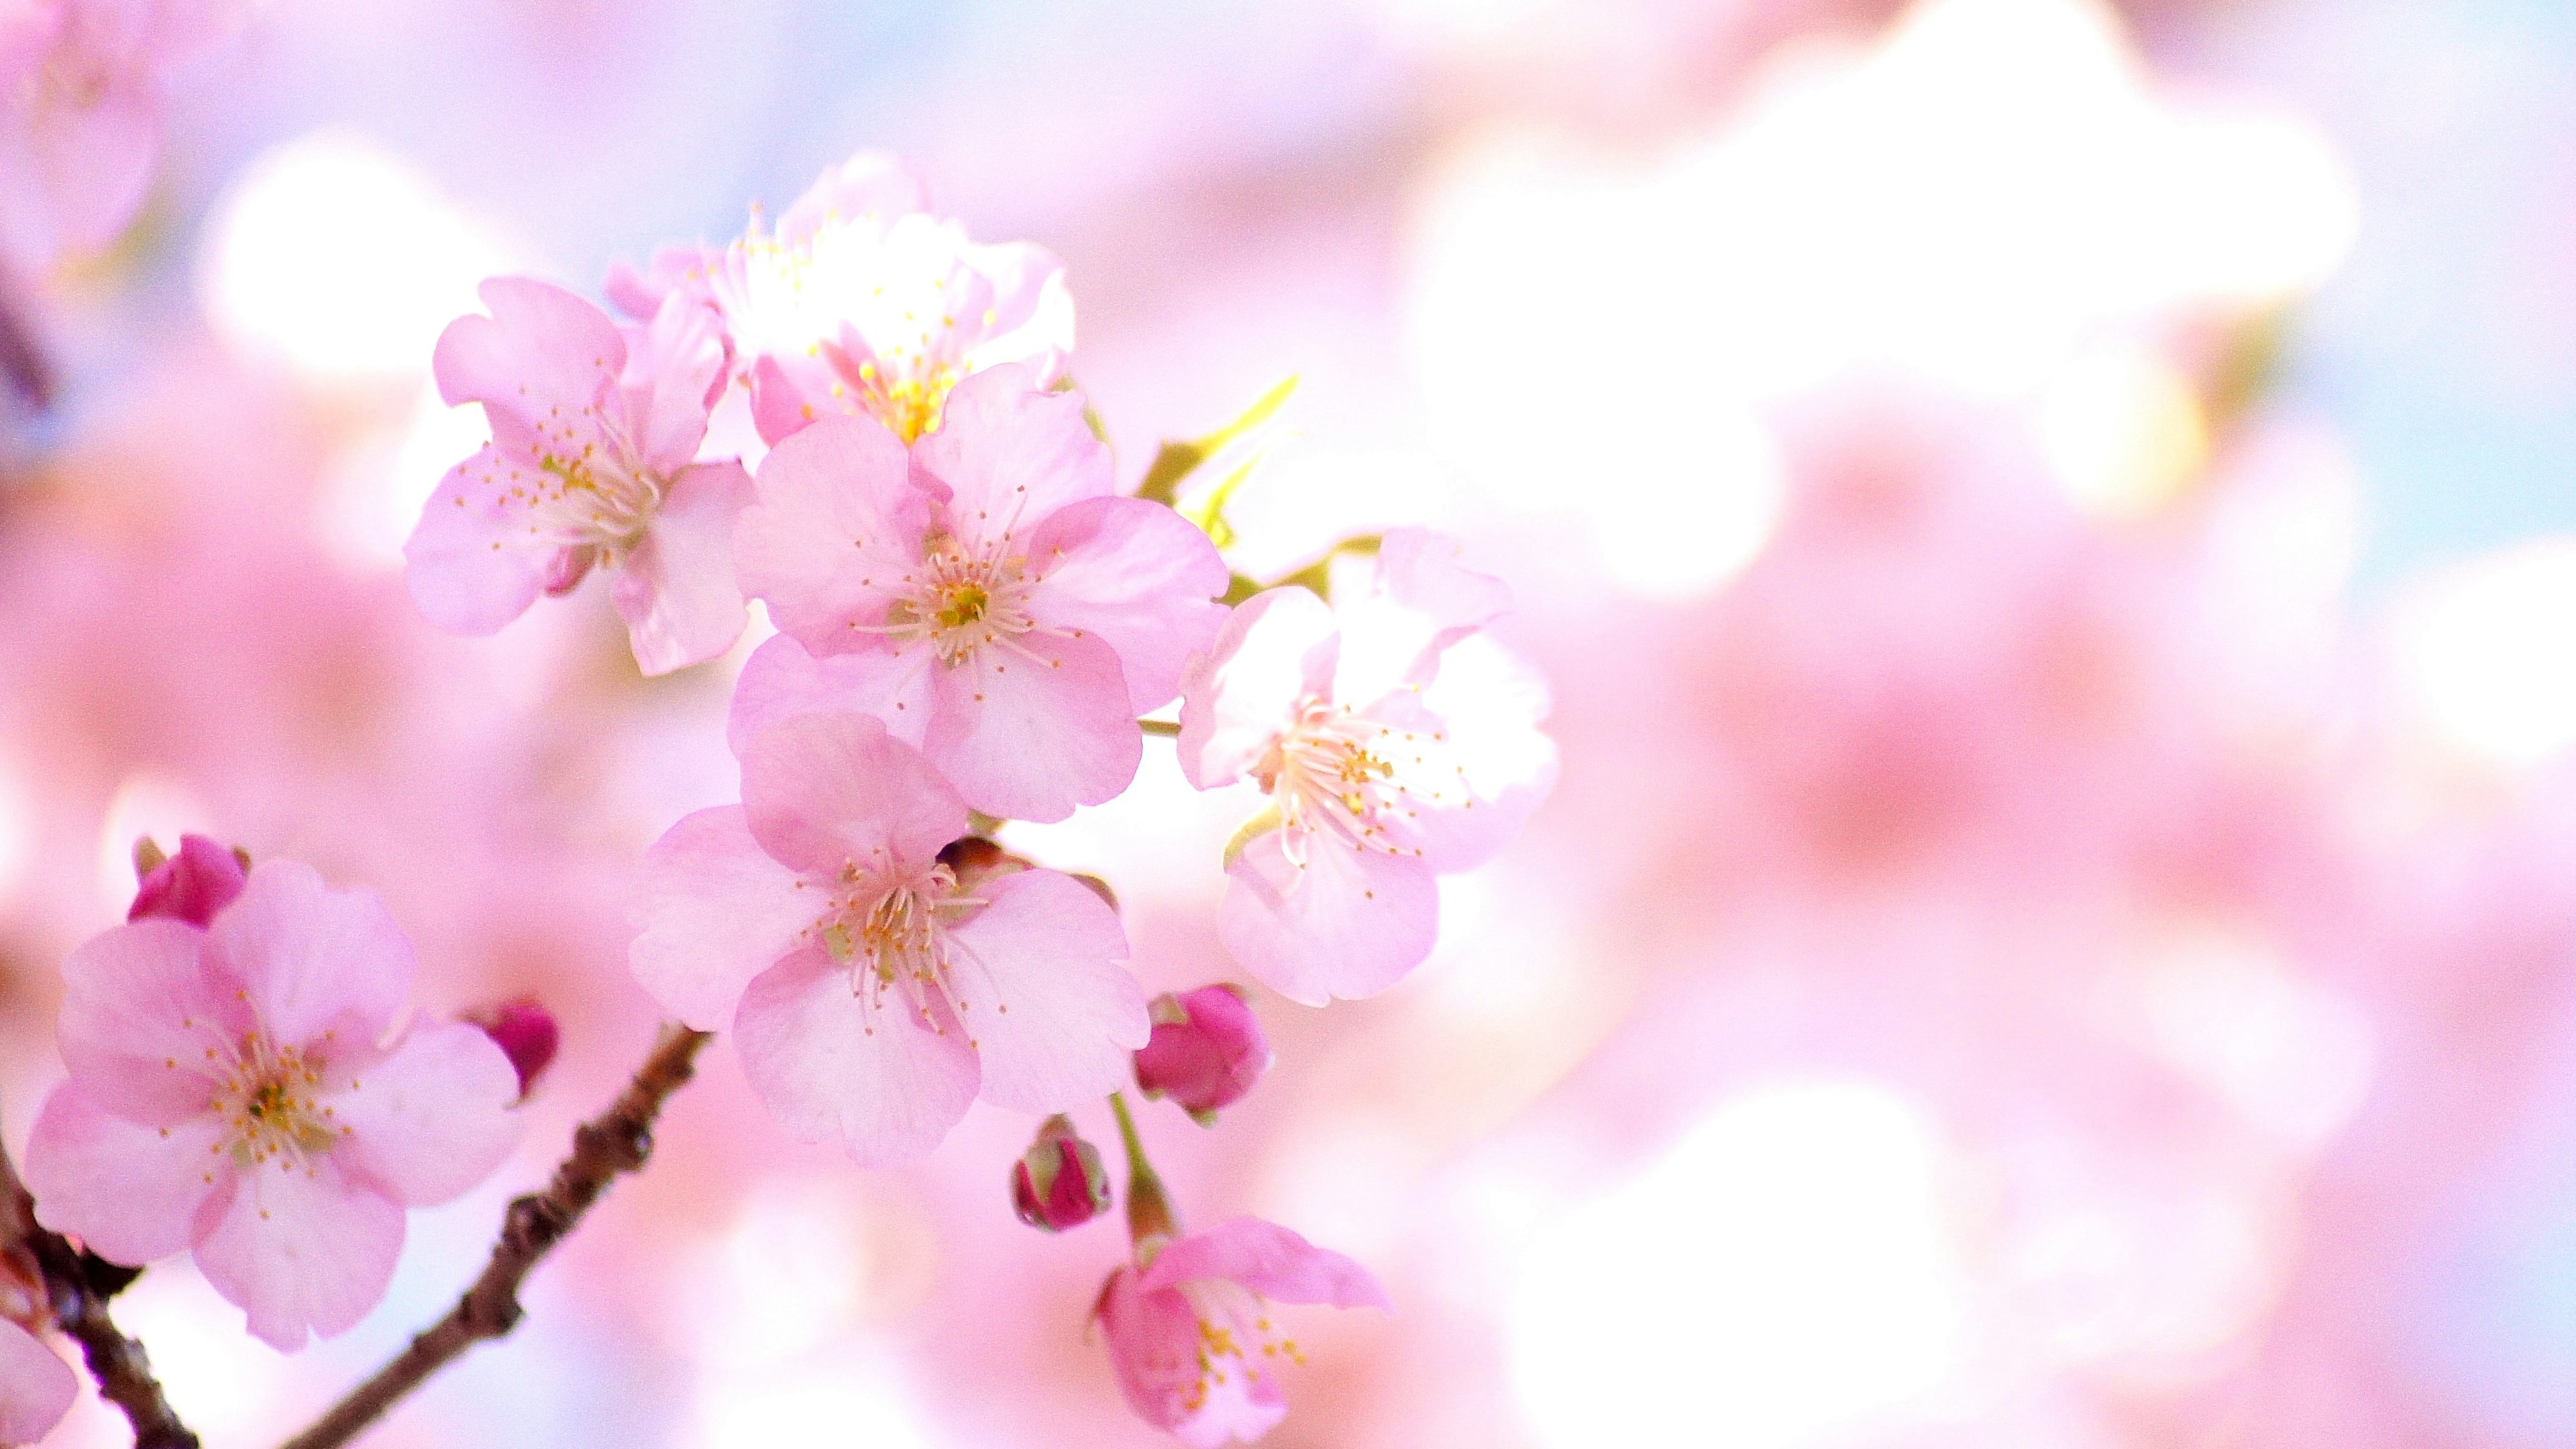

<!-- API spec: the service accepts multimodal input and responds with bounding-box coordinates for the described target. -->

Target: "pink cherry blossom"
[1133,983,1270,1124]
[127,832,245,926]
[405,276,755,676]
[731,364,1229,822]
[1177,529,1558,1004]
[20,859,522,1350]
[629,712,1150,1165]
[1093,1216,1389,1447]
[0,1318,72,1447]
[705,150,1074,445]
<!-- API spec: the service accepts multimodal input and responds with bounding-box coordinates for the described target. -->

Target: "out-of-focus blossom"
[629,712,1148,1165]
[22,859,522,1350]
[406,276,755,676]
[688,150,1074,446]
[1093,1216,1389,1447]
[731,365,1228,822]
[126,830,246,926]
[0,1316,72,1446]
[0,0,244,275]
[460,996,559,1101]
[1011,1114,1112,1233]
[1134,984,1269,1125]
[1178,529,1556,1003]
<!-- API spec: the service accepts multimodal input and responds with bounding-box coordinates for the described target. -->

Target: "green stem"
[1108,1091,1177,1244]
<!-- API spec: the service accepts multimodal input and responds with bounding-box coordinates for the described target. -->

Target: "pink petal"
[908,364,1111,560]
[432,277,625,451]
[941,869,1145,1113]
[612,460,753,676]
[776,151,932,244]
[1330,528,1512,708]
[955,240,1073,374]
[732,947,980,1167]
[733,413,930,652]
[1177,587,1338,790]
[192,1156,405,1350]
[128,832,248,927]
[1022,495,1230,713]
[745,352,822,446]
[1096,1271,1284,1446]
[0,1318,74,1447]
[56,917,240,1126]
[726,633,936,757]
[205,860,413,1053]
[741,712,968,877]
[925,626,1140,823]
[402,443,551,635]
[630,806,815,1031]
[1383,640,1561,872]
[1219,830,1437,1006]
[1140,1218,1393,1309]
[23,1084,225,1267]
[619,289,729,472]
[604,243,720,320]
[327,1022,521,1208]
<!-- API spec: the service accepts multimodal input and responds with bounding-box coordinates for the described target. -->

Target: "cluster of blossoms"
[4,150,1552,1448]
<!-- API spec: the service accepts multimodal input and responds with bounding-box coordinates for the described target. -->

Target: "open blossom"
[0,1318,71,1448]
[405,276,755,676]
[629,712,1149,1165]
[21,859,521,1350]
[731,364,1228,822]
[1178,530,1558,1004]
[700,150,1073,445]
[1094,1217,1389,1447]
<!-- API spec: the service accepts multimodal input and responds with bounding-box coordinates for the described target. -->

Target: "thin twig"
[278,1023,712,1449]
[0,284,53,413]
[0,1109,197,1448]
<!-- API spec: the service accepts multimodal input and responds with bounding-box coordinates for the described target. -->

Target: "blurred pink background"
[12,0,2576,1445]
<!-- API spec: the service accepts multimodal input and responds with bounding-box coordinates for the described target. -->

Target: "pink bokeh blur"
[10,0,2576,1446]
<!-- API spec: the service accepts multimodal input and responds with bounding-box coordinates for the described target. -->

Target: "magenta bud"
[1012,1116,1112,1232]
[1132,984,1270,1125]
[462,998,559,1100]
[128,834,248,928]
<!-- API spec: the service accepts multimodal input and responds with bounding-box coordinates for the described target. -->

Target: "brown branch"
[277,1022,710,1449]
[0,1108,197,1448]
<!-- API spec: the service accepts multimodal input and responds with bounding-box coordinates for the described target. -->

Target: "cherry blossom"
[1133,984,1269,1124]
[21,859,522,1350]
[702,150,1073,445]
[629,712,1149,1165]
[127,832,245,927]
[1177,530,1557,1004]
[0,1317,72,1447]
[731,364,1228,822]
[1011,1115,1111,1233]
[1093,1216,1388,1447]
[405,276,755,676]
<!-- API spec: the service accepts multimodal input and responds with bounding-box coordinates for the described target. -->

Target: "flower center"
[808,861,1002,1043]
[523,437,664,555]
[1175,1279,1303,1417]
[866,537,1036,667]
[214,1034,346,1170]
[843,356,960,444]
[1254,702,1434,860]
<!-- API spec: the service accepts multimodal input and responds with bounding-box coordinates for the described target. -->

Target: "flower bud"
[461,997,559,1100]
[1133,984,1269,1126]
[1012,1116,1111,1232]
[127,833,248,928]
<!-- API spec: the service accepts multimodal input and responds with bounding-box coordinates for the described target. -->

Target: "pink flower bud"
[127,834,248,928]
[1133,984,1270,1125]
[461,998,560,1100]
[1012,1116,1111,1233]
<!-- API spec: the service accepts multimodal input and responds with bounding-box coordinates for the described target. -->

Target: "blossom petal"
[1390,636,1561,872]
[942,869,1145,1113]
[1177,587,1338,790]
[1219,830,1437,1006]
[926,626,1140,823]
[1140,1217,1393,1309]
[0,1318,74,1447]
[56,918,239,1126]
[433,277,624,449]
[741,712,969,878]
[1096,1271,1287,1448]
[402,443,552,636]
[727,634,936,757]
[1330,528,1512,708]
[1022,495,1230,713]
[193,1156,405,1350]
[619,289,730,472]
[733,413,930,652]
[631,806,815,1032]
[327,1023,520,1208]
[909,364,1111,559]
[612,460,753,676]
[205,860,413,1052]
[955,241,1073,375]
[733,947,980,1167]
[23,1085,225,1267]
[776,151,932,244]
